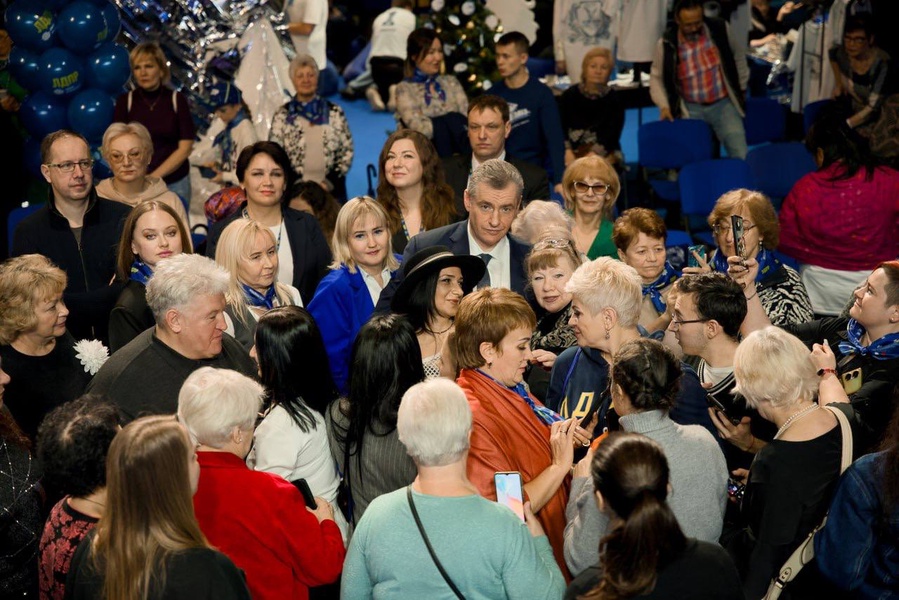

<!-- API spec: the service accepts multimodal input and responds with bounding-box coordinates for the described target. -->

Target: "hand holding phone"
[731,215,746,262]
[291,478,318,509]
[687,244,707,269]
[494,471,525,522]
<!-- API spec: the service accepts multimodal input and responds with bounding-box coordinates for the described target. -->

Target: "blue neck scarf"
[712,247,781,284]
[241,282,277,310]
[642,262,679,314]
[285,96,329,126]
[406,68,445,106]
[212,108,248,167]
[129,260,154,286]
[837,318,899,360]
[477,369,564,426]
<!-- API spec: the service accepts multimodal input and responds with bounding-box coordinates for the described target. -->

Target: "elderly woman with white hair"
[269,54,354,200]
[180,367,345,600]
[341,378,566,599]
[510,200,575,245]
[727,327,849,599]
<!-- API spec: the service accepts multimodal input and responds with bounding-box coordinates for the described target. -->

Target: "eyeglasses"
[712,222,757,235]
[45,159,94,173]
[670,317,709,327]
[573,181,611,195]
[107,150,144,164]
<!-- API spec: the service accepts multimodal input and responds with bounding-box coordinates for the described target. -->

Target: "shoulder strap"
[824,404,853,474]
[172,90,178,114]
[127,90,132,113]
[406,487,465,600]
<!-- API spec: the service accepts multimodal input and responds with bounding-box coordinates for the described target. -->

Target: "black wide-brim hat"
[391,246,487,314]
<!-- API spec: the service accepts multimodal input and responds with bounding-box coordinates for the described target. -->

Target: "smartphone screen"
[687,244,706,268]
[494,471,525,522]
[731,215,745,260]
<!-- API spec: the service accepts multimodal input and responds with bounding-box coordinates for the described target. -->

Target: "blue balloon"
[58,1,107,55]
[84,43,130,93]
[8,46,41,88]
[22,137,44,179]
[5,3,56,52]
[38,47,85,96]
[20,91,70,139]
[67,88,114,143]
[99,2,121,41]
[90,146,113,179]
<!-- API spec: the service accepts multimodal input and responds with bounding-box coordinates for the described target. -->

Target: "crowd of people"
[2,0,899,598]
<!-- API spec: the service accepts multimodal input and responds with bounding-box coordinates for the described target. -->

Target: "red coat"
[193,452,345,600]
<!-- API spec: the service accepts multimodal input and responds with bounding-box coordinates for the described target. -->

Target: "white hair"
[177,367,263,448]
[734,327,819,410]
[398,378,472,467]
[510,200,573,244]
[146,254,230,323]
[566,257,642,327]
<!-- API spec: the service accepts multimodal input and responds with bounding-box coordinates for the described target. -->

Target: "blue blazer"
[376,220,532,312]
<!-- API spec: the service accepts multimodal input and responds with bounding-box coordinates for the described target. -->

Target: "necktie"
[478,253,492,288]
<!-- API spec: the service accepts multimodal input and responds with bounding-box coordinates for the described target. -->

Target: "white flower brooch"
[74,339,109,376]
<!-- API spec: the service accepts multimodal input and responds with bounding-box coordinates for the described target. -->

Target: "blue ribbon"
[406,68,446,106]
[241,283,276,310]
[642,262,679,313]
[837,318,899,360]
[476,369,564,426]
[285,96,329,126]
[129,260,154,286]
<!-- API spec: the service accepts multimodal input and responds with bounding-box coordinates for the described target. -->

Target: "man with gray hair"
[376,158,532,311]
[87,254,256,422]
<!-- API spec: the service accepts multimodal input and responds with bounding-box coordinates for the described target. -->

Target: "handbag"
[762,404,854,600]
[406,486,465,600]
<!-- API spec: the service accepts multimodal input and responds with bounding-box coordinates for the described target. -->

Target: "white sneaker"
[366,85,386,112]
[387,84,398,112]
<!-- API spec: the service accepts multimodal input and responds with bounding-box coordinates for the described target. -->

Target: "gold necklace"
[140,89,161,111]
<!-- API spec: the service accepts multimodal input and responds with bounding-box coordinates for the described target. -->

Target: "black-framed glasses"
[573,181,610,195]
[45,159,93,173]
[670,317,709,327]
[712,222,756,235]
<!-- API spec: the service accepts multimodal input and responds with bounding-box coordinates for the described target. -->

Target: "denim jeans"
[685,98,748,159]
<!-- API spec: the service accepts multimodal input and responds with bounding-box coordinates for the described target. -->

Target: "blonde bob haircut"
[0,254,67,345]
[561,155,620,219]
[451,288,536,370]
[511,200,574,244]
[734,327,818,411]
[129,42,171,85]
[177,367,264,449]
[330,196,400,274]
[707,188,780,249]
[214,219,295,325]
[398,378,472,467]
[580,47,613,85]
[566,257,642,327]
[100,121,154,162]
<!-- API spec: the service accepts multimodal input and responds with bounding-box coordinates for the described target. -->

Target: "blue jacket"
[815,451,899,597]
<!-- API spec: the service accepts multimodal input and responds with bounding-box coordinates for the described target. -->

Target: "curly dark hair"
[36,395,122,498]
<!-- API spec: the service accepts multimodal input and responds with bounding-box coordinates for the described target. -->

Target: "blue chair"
[744,97,786,146]
[746,142,817,209]
[638,119,714,202]
[803,99,832,133]
[7,202,43,253]
[679,158,754,244]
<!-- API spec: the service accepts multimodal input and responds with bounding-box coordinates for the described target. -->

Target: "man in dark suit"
[377,159,532,311]
[442,95,550,216]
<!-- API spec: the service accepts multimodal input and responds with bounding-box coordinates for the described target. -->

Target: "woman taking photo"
[248,306,348,539]
[560,155,620,260]
[206,141,332,306]
[565,432,742,599]
[558,48,625,168]
[308,196,400,395]
[451,287,587,574]
[65,415,250,599]
[97,122,189,227]
[390,246,485,379]
[270,55,354,200]
[0,255,91,441]
[179,368,345,599]
[525,235,583,401]
[326,315,423,523]
[612,208,679,335]
[214,219,302,350]
[113,42,195,206]
[109,201,192,352]
[342,378,566,598]
[376,129,458,253]
[394,28,469,157]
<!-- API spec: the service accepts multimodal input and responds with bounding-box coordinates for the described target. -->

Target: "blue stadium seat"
[679,158,754,243]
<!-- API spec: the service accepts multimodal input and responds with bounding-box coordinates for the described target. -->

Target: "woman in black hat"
[390,246,485,379]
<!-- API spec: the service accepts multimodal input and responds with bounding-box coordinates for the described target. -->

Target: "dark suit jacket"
[375,220,532,313]
[441,155,551,215]
[206,206,333,305]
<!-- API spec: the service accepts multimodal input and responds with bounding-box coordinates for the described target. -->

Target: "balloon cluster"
[6,0,129,177]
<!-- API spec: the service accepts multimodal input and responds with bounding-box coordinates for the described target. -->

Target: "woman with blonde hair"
[375,129,458,252]
[65,415,250,599]
[511,200,574,244]
[109,201,192,351]
[214,219,302,350]
[308,196,401,394]
[97,121,189,227]
[561,155,620,260]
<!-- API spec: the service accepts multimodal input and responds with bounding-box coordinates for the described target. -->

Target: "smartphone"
[687,244,707,268]
[726,477,745,501]
[494,471,525,522]
[291,478,318,509]
[706,379,749,426]
[731,215,746,261]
